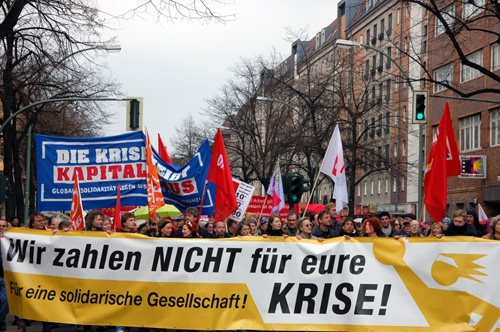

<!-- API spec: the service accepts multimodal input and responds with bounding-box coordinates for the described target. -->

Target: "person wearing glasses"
[407,220,425,237]
[296,217,319,240]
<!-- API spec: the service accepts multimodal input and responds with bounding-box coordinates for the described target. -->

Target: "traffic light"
[283,173,311,205]
[126,97,143,131]
[412,90,428,124]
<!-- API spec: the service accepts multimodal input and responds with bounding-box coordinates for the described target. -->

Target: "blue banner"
[154,140,215,215]
[36,132,148,211]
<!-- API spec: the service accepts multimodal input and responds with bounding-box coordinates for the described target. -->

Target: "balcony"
[377,65,383,73]
[378,33,384,41]
[371,68,376,76]
[371,37,377,45]
[364,73,369,80]
[386,29,392,36]
[385,61,391,69]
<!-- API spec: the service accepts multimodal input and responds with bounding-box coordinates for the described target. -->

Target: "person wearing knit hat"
[465,208,487,237]
[378,211,402,237]
[247,218,258,235]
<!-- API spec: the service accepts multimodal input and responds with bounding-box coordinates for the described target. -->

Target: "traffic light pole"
[0,97,136,222]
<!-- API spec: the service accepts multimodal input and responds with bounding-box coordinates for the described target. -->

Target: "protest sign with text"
[36,132,147,211]
[4,229,500,331]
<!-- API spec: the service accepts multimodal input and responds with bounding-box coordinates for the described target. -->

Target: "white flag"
[319,125,348,214]
[478,203,488,224]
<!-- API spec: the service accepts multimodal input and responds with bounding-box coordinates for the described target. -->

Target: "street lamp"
[336,38,424,220]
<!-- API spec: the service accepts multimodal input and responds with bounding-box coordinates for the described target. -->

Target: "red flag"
[146,129,165,221]
[424,103,460,222]
[113,184,121,231]
[158,133,173,164]
[70,177,85,231]
[206,129,238,221]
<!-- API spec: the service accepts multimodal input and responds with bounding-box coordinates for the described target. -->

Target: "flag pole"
[302,171,322,218]
[255,195,269,229]
[196,180,209,228]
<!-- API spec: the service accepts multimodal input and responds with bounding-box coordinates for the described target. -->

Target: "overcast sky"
[98,0,338,150]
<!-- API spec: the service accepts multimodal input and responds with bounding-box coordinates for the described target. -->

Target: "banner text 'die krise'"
[3,228,500,331]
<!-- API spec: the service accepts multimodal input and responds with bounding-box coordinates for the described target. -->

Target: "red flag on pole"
[158,133,173,164]
[70,177,85,231]
[112,184,121,231]
[145,129,165,221]
[206,129,238,222]
[424,103,460,222]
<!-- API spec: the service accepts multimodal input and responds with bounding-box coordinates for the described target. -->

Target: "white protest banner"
[230,178,255,222]
[3,228,500,331]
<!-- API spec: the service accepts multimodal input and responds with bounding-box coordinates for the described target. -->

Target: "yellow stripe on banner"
[5,271,265,330]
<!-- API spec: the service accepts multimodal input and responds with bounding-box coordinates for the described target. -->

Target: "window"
[394,143,398,157]
[460,114,481,151]
[402,140,406,157]
[364,181,367,196]
[367,29,370,45]
[358,184,361,197]
[378,179,381,194]
[461,49,483,82]
[385,178,389,193]
[359,64,363,78]
[394,109,398,125]
[396,8,401,24]
[395,42,400,58]
[393,177,397,192]
[402,106,407,123]
[385,145,389,160]
[388,14,393,34]
[371,180,374,195]
[401,175,405,191]
[381,19,385,35]
[386,80,391,101]
[492,43,500,70]
[435,4,455,36]
[386,111,390,132]
[360,34,363,45]
[491,109,500,146]
[434,63,454,92]
[463,0,484,19]
[377,147,382,167]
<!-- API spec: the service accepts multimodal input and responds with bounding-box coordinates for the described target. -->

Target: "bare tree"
[170,114,212,165]
[203,56,293,189]
[405,0,500,97]
[0,1,120,220]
